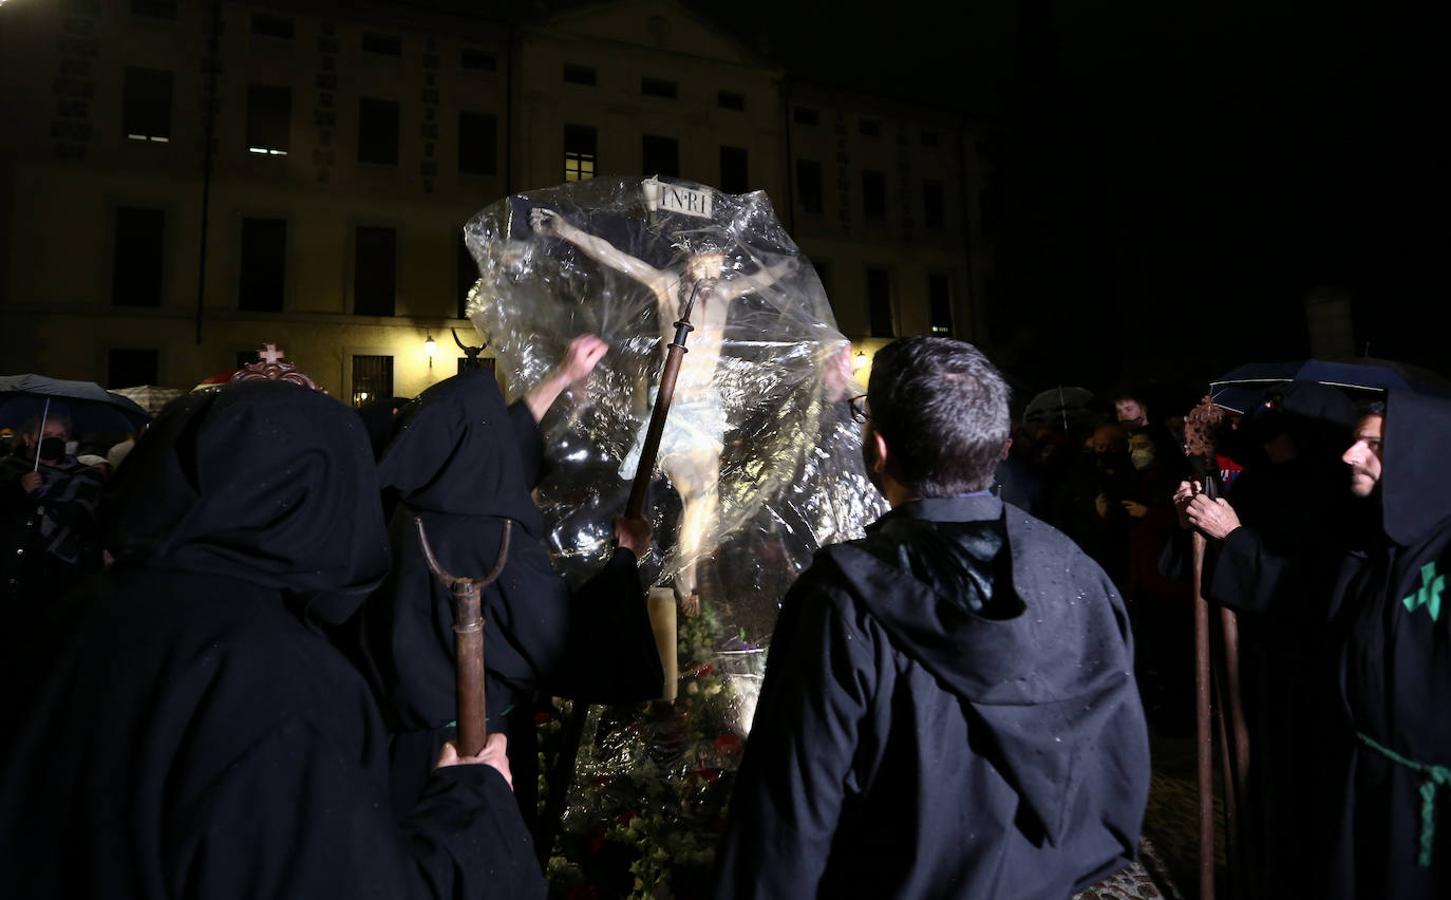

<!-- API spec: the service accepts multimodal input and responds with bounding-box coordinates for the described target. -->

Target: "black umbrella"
[1209,357,1451,414]
[0,374,151,436]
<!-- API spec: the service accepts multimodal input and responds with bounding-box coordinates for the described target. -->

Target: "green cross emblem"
[1402,562,1445,623]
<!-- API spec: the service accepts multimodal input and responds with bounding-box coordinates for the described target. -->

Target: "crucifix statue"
[528,206,795,609]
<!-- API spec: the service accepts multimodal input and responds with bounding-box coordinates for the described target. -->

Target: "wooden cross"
[258,344,286,364]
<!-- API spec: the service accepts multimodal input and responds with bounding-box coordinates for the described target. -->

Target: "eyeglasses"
[849,394,870,424]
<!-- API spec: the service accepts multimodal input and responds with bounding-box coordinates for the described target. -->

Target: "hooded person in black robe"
[0,380,545,899]
[362,347,662,821]
[1327,391,1451,899]
[714,337,1149,899]
[1180,381,1361,892]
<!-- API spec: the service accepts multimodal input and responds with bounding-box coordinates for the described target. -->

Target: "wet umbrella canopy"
[0,374,150,435]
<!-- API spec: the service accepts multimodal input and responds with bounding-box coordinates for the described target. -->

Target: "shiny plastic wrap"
[467,178,887,894]
[465,176,885,633]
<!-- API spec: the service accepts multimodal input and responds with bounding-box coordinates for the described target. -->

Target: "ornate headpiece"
[230,344,326,393]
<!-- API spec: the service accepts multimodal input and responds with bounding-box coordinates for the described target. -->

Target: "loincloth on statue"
[619,390,729,479]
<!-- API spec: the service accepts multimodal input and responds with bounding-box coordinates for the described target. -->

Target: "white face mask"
[1130,448,1155,470]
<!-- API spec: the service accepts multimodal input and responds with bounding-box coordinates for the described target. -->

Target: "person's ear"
[871,429,890,474]
[1001,437,1013,461]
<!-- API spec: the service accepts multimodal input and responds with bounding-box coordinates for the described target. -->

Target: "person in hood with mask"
[362,336,662,824]
[714,336,1149,899]
[0,409,106,608]
[0,381,545,899]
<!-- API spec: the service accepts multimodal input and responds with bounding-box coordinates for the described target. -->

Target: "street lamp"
[424,333,437,369]
[853,350,868,371]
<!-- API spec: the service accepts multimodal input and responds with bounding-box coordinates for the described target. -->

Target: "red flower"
[693,768,721,784]
[714,733,743,754]
[568,885,601,900]
[534,709,554,725]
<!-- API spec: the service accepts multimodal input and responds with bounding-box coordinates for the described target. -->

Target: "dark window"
[793,106,819,126]
[641,135,678,178]
[929,273,953,335]
[362,32,401,56]
[351,355,393,407]
[923,180,945,229]
[859,118,881,137]
[354,226,396,316]
[238,218,286,311]
[112,207,164,307]
[796,159,823,214]
[813,260,831,296]
[123,67,171,142]
[641,77,677,99]
[460,47,497,71]
[564,124,596,181]
[108,349,159,388]
[862,170,887,221]
[719,146,748,194]
[458,112,497,175]
[563,64,596,86]
[251,13,293,38]
[457,233,476,319]
[358,98,399,165]
[920,130,941,148]
[236,350,258,368]
[246,84,290,155]
[866,267,895,337]
[131,0,176,19]
[717,91,745,111]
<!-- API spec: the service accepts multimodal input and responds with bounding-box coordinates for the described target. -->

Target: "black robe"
[1328,389,1451,899]
[715,496,1149,899]
[0,381,544,899]
[363,370,662,813]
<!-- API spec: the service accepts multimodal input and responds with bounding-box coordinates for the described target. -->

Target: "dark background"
[694,0,1443,401]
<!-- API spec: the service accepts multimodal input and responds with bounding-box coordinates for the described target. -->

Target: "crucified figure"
[529,206,794,610]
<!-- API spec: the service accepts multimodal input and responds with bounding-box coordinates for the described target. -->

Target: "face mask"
[1130,448,1156,470]
[39,437,66,461]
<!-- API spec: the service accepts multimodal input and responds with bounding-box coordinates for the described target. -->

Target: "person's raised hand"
[435,733,513,789]
[613,515,653,560]
[560,335,608,386]
[20,472,43,495]
[1185,494,1241,541]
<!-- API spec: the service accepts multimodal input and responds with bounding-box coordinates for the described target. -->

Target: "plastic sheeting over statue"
[465,176,884,636]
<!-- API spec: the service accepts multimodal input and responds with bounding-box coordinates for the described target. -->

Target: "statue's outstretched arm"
[530,207,665,290]
[723,256,797,300]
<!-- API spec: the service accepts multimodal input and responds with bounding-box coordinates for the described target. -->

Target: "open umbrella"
[1022,386,1096,432]
[111,385,186,416]
[0,374,150,435]
[1210,357,1451,414]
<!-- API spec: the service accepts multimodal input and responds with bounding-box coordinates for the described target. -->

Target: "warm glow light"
[248,147,288,156]
[853,351,868,371]
[424,334,437,357]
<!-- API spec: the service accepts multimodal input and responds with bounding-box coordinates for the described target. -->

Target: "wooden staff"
[1193,528,1216,900]
[415,517,512,756]
[539,285,700,862]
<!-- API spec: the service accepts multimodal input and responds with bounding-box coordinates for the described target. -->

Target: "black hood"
[828,495,1141,846]
[104,381,390,624]
[377,369,542,533]
[1382,389,1451,547]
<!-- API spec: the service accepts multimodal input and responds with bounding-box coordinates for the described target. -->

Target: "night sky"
[699,0,1443,400]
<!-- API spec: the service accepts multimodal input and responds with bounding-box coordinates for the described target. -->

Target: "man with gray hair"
[715,337,1149,899]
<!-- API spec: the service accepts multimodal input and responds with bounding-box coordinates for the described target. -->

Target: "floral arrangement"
[539,603,765,899]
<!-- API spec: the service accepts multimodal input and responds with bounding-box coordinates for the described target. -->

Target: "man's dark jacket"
[715,495,1149,899]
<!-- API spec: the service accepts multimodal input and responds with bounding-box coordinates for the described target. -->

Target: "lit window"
[246,84,290,156]
[564,124,596,182]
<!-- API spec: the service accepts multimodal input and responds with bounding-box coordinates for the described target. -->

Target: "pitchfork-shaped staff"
[414,517,513,756]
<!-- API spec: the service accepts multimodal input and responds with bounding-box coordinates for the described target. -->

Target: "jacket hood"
[1382,389,1451,547]
[376,369,542,533]
[828,495,1139,846]
[104,381,391,624]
